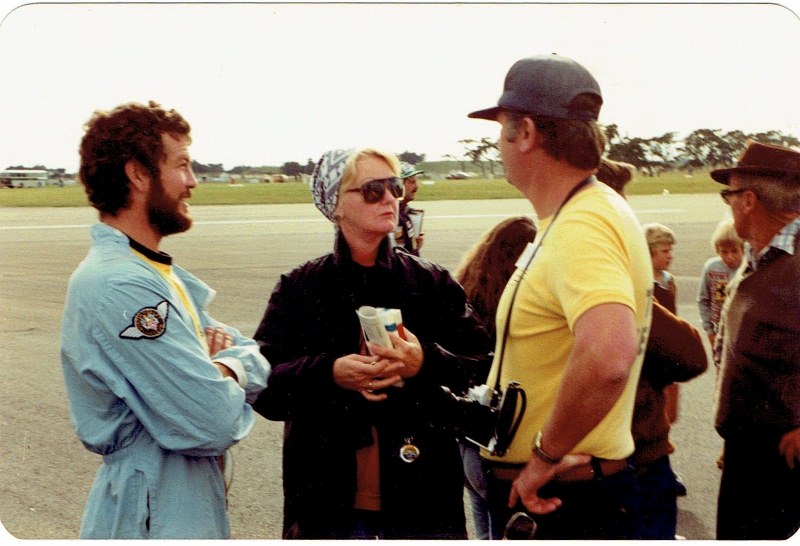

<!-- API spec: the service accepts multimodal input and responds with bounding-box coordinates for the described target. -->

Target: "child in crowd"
[696,219,744,353]
[643,223,678,313]
[601,164,706,539]
[642,222,685,494]
[643,223,680,420]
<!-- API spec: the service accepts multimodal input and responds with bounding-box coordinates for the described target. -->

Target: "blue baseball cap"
[468,54,602,122]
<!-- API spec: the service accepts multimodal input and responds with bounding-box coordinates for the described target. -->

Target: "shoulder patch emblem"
[120,301,170,340]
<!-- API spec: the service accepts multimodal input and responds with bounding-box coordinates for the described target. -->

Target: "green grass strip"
[0,172,720,207]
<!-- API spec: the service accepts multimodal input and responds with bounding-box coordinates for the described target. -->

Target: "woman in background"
[453,215,537,539]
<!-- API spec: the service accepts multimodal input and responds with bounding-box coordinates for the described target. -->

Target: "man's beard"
[147,177,192,236]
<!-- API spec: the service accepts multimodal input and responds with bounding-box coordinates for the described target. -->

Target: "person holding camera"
[251,148,492,539]
[467,54,653,539]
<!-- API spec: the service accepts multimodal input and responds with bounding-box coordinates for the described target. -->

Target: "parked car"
[446,170,472,180]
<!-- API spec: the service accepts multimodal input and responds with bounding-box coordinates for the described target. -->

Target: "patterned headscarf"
[310,148,355,222]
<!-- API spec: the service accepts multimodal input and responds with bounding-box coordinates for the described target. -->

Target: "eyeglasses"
[503,512,537,540]
[345,177,405,204]
[720,188,749,205]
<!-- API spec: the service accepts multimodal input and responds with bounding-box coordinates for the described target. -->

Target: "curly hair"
[454,216,537,339]
[79,101,191,215]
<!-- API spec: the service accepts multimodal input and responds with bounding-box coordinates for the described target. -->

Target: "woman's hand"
[206,325,233,355]
[332,353,404,401]
[205,326,236,379]
[367,328,424,379]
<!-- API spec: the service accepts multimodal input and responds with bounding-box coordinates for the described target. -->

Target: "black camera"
[442,381,526,457]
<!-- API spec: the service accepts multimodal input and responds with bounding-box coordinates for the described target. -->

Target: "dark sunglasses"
[345,177,404,204]
[504,511,537,539]
[720,188,749,204]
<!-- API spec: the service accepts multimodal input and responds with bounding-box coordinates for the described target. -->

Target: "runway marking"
[0,208,686,230]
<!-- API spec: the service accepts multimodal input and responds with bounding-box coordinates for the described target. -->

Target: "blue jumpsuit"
[61,224,269,538]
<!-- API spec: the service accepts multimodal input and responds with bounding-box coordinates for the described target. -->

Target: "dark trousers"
[717,435,800,540]
[637,455,678,539]
[484,461,642,540]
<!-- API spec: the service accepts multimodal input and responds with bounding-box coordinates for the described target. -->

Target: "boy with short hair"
[696,219,744,351]
[642,223,682,486]
[643,223,678,313]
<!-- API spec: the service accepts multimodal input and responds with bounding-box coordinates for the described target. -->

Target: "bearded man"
[60,101,270,538]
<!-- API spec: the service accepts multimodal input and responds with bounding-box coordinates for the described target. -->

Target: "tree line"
[453,126,799,178]
[604,125,800,175]
[11,129,796,178]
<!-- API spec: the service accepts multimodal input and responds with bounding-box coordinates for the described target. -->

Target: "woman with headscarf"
[252,148,492,539]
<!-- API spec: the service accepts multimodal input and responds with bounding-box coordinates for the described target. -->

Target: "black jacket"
[252,231,492,539]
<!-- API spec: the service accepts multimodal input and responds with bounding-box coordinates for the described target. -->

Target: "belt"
[489,457,629,483]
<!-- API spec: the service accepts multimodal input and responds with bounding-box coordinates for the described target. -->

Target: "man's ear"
[124,160,150,194]
[741,189,759,213]
[517,117,538,153]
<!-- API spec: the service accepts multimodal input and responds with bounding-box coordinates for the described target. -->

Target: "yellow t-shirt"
[485,183,653,463]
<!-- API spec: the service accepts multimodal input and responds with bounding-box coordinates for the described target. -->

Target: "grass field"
[0,171,719,207]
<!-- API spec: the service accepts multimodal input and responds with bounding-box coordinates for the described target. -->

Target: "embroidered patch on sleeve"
[120,301,170,340]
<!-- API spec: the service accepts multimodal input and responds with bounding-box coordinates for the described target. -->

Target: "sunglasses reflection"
[503,511,537,540]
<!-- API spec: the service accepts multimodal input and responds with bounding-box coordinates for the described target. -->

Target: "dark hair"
[454,216,537,340]
[596,158,635,196]
[79,101,191,215]
[505,96,607,170]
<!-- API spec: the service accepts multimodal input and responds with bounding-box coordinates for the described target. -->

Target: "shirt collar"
[745,216,800,270]
[128,235,173,265]
[332,229,394,271]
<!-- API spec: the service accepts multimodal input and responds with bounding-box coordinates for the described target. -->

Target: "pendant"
[399,438,420,463]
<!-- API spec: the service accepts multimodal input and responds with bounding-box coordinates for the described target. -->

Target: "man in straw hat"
[711,140,800,540]
[467,54,652,539]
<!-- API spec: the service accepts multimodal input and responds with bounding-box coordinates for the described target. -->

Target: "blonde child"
[696,219,744,350]
[642,223,682,473]
[643,223,678,313]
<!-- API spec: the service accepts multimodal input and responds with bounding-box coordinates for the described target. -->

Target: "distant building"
[0,169,49,188]
[197,172,232,183]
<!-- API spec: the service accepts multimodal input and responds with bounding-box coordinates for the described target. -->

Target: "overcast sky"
[1,1,799,173]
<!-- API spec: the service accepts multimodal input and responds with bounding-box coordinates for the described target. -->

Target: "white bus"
[0,169,49,188]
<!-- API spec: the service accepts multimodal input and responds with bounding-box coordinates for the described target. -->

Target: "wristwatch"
[532,431,562,464]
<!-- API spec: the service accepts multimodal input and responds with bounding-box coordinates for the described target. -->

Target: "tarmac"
[0,192,730,540]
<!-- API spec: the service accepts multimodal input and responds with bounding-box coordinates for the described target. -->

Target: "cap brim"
[403,170,424,178]
[468,106,501,120]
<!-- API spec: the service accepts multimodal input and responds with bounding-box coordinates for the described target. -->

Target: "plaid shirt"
[745,215,800,271]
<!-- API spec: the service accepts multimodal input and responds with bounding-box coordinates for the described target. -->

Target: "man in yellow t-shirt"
[468,54,652,539]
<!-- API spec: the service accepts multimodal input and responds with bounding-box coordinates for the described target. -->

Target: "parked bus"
[0,169,49,188]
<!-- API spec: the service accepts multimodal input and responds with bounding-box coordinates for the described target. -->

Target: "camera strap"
[492,176,593,393]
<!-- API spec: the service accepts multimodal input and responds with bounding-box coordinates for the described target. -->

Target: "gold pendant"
[399,438,420,463]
